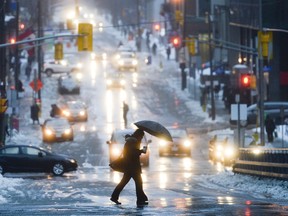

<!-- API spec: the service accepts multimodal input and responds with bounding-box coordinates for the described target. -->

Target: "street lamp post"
[206,12,216,120]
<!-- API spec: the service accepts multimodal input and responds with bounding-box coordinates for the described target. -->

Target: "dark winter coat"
[30,104,39,121]
[265,116,276,133]
[122,137,142,174]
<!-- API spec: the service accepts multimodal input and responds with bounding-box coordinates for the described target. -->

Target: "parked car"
[115,51,138,71]
[61,100,88,122]
[41,117,74,143]
[106,73,126,89]
[247,102,288,126]
[43,59,82,77]
[58,74,80,94]
[158,128,193,157]
[106,129,151,166]
[0,145,78,176]
[208,134,239,166]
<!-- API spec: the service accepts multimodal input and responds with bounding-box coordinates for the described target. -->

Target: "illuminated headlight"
[76,73,83,80]
[91,53,96,60]
[62,110,71,117]
[106,79,112,85]
[79,110,85,116]
[216,144,223,152]
[102,53,107,60]
[224,147,236,157]
[45,128,53,136]
[99,22,103,27]
[64,128,72,135]
[160,140,167,146]
[69,159,76,163]
[252,148,261,155]
[119,60,124,65]
[77,63,82,69]
[60,60,67,66]
[132,60,138,65]
[183,140,191,147]
[120,80,126,85]
[112,147,122,156]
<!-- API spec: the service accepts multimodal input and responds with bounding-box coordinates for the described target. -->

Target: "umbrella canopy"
[134,120,173,142]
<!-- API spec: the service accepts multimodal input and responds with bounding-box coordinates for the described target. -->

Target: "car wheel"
[0,164,5,175]
[45,69,53,77]
[52,163,65,176]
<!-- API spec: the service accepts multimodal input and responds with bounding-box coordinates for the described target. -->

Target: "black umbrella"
[134,120,173,142]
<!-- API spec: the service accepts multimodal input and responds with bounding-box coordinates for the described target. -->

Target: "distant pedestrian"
[152,43,157,56]
[123,101,129,128]
[25,64,32,81]
[110,129,148,206]
[265,115,276,142]
[50,104,61,117]
[179,60,186,90]
[30,103,40,124]
[166,46,171,60]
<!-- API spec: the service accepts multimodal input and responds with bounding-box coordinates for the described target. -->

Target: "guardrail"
[233,148,288,179]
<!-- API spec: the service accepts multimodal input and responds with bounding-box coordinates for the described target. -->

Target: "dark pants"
[123,113,127,127]
[267,131,274,142]
[111,172,148,203]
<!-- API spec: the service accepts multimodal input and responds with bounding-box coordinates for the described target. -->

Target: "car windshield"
[46,119,69,127]
[169,129,187,138]
[113,130,147,144]
[67,101,85,109]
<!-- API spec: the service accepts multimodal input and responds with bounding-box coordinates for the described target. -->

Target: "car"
[41,117,74,143]
[58,74,80,94]
[106,73,126,88]
[115,51,138,71]
[247,102,288,126]
[106,129,151,166]
[60,100,88,122]
[0,145,78,176]
[208,134,239,166]
[43,59,82,77]
[158,128,192,156]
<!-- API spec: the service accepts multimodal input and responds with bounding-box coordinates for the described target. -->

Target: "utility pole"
[206,11,216,120]
[15,0,19,99]
[37,0,42,101]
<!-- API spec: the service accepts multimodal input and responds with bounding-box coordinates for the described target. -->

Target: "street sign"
[231,104,247,121]
[29,79,43,92]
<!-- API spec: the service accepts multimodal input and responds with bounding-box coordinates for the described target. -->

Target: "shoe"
[110,197,121,205]
[136,201,148,206]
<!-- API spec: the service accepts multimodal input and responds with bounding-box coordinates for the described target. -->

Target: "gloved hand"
[141,146,147,154]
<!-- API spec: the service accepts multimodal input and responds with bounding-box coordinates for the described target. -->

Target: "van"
[247,102,288,125]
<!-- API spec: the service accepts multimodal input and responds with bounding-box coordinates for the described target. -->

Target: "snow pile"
[197,171,288,200]
[0,175,24,203]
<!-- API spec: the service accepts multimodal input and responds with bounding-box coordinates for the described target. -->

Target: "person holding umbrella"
[110,129,148,206]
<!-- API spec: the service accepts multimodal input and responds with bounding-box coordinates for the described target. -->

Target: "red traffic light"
[172,36,181,48]
[240,74,251,88]
[154,24,160,31]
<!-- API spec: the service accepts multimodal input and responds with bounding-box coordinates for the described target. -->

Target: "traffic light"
[78,23,93,51]
[171,36,181,48]
[54,43,63,60]
[0,98,8,113]
[10,38,16,44]
[188,38,196,55]
[154,24,160,31]
[240,74,251,88]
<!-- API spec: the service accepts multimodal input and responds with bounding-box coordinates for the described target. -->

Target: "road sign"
[29,79,43,92]
[231,104,247,121]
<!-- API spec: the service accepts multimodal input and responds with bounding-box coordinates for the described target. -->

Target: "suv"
[247,102,288,125]
[44,59,81,77]
[106,129,151,166]
[115,51,138,71]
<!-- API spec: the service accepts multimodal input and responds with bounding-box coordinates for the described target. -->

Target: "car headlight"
[62,110,71,117]
[76,73,83,80]
[183,140,191,147]
[224,147,236,157]
[69,159,76,163]
[132,60,138,65]
[45,128,53,136]
[120,80,126,85]
[160,140,167,146]
[64,128,72,135]
[119,60,124,65]
[216,144,223,152]
[77,63,82,69]
[79,110,85,116]
[111,147,122,157]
